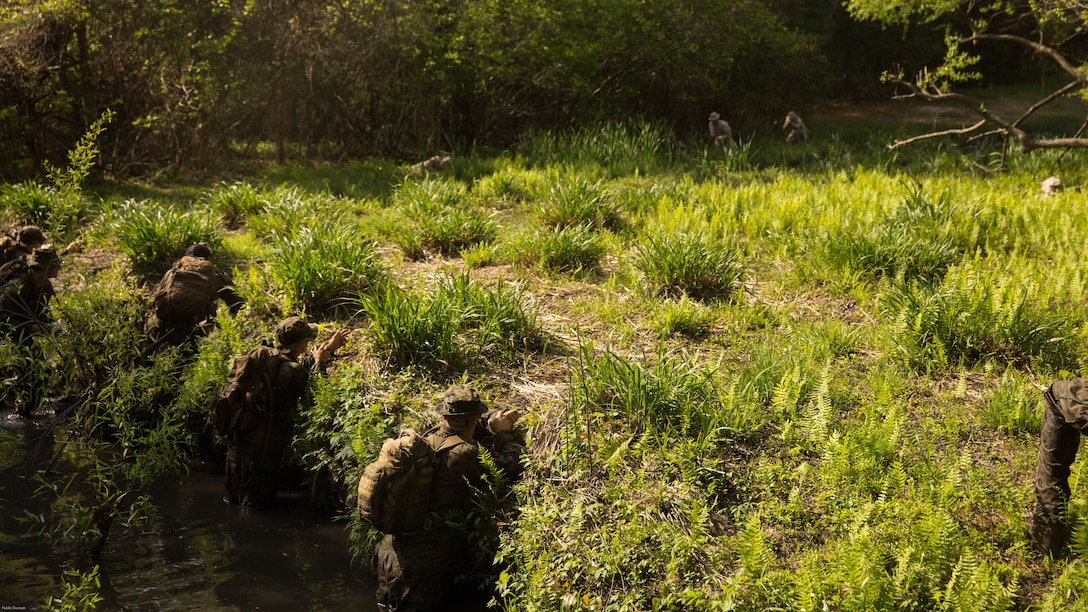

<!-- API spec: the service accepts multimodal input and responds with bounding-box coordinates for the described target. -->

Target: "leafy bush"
[633,233,745,301]
[102,199,220,269]
[269,221,386,314]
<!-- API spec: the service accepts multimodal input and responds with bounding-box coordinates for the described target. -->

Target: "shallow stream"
[0,411,490,611]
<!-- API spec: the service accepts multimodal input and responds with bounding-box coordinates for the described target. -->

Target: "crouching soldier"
[0,246,62,416]
[144,243,242,357]
[1028,378,1088,555]
[0,225,46,265]
[221,316,348,510]
[374,384,526,612]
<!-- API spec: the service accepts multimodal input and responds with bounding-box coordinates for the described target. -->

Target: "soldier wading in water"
[375,384,525,612]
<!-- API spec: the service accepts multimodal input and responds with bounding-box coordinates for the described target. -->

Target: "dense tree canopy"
[4,0,1063,179]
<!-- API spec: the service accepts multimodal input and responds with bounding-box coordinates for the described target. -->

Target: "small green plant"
[102,199,220,270]
[46,565,104,612]
[651,296,716,339]
[42,109,113,241]
[509,225,605,273]
[633,233,745,301]
[981,370,1043,435]
[204,181,268,229]
[269,221,386,314]
[538,177,623,231]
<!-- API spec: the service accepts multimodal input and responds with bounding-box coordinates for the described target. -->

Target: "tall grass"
[538,176,624,231]
[359,272,539,372]
[392,178,497,256]
[633,232,745,300]
[508,225,606,273]
[878,266,1080,371]
[102,199,220,269]
[268,221,386,313]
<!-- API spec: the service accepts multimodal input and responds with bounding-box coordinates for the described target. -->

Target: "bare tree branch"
[888,119,987,150]
[889,31,1088,153]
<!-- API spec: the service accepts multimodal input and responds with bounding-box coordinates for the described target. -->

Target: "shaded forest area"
[0,0,996,181]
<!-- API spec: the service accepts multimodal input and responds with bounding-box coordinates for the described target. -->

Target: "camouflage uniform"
[144,244,241,355]
[0,247,61,415]
[375,387,525,612]
[225,317,324,510]
[0,225,46,266]
[1029,378,1088,554]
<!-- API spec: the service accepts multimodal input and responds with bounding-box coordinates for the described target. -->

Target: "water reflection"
[0,412,377,611]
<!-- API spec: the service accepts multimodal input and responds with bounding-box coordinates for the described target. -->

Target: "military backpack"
[357,428,466,534]
[210,344,290,438]
[151,256,220,322]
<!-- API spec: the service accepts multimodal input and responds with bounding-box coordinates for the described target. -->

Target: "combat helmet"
[275,316,318,349]
[440,384,488,416]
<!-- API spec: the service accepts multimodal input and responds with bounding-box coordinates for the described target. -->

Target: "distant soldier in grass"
[374,384,525,612]
[144,243,242,356]
[783,111,809,143]
[1027,378,1088,555]
[222,316,349,510]
[708,111,733,147]
[0,246,62,416]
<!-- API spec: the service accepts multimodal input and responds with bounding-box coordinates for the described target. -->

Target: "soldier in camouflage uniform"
[0,246,62,416]
[144,243,242,356]
[1,225,46,265]
[224,316,348,510]
[375,384,525,612]
[783,111,809,143]
[1028,378,1088,555]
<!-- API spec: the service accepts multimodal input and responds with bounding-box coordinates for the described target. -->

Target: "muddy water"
[0,413,490,611]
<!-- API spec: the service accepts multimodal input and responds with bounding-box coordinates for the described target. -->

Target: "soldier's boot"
[1026,513,1071,556]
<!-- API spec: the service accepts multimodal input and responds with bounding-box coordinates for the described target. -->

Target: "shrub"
[268,222,386,313]
[509,225,606,273]
[102,199,220,270]
[633,233,745,301]
[393,178,497,256]
[538,177,623,231]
